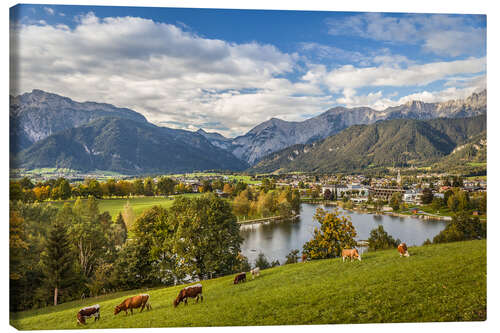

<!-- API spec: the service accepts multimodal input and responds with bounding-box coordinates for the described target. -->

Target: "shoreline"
[301,200,453,221]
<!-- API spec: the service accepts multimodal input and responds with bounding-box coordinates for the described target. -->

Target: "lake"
[240,203,448,265]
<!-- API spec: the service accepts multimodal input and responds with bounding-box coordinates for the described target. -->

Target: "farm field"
[168,172,262,184]
[10,240,486,329]
[47,194,202,219]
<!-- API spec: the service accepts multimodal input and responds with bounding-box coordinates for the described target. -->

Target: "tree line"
[10,175,262,202]
[9,194,246,312]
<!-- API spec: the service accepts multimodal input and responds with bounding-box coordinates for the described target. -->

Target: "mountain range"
[249,115,486,174]
[11,90,248,174]
[199,90,486,164]
[10,89,487,175]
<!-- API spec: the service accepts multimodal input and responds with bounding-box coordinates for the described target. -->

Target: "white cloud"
[10,13,487,137]
[335,77,485,111]
[318,57,485,92]
[44,7,54,15]
[326,13,486,57]
[10,13,330,137]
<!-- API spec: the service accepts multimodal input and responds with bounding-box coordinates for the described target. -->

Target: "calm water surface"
[240,203,447,264]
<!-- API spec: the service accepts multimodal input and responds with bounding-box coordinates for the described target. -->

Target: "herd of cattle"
[76,242,410,325]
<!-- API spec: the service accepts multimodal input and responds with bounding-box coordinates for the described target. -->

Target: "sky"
[9,4,486,137]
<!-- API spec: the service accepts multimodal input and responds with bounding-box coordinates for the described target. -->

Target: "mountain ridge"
[202,90,486,164]
[248,114,487,174]
[15,117,249,174]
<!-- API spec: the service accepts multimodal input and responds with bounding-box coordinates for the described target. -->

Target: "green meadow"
[47,194,202,219]
[10,240,486,329]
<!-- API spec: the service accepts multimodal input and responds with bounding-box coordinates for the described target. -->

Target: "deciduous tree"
[302,208,357,259]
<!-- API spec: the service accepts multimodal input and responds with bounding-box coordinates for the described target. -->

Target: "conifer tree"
[40,220,75,306]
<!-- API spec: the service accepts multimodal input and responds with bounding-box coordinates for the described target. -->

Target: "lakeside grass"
[47,194,202,219]
[10,239,486,329]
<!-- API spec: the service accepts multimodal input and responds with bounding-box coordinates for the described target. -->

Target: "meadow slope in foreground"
[11,240,486,329]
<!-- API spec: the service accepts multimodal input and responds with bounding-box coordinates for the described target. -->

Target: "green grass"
[10,240,486,329]
[467,162,487,167]
[47,194,202,219]
[168,172,261,184]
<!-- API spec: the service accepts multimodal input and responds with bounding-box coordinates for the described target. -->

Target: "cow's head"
[114,306,121,315]
[353,250,361,261]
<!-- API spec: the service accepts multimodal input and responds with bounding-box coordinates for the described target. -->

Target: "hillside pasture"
[10,240,486,329]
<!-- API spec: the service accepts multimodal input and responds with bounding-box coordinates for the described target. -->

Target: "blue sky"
[10,4,486,137]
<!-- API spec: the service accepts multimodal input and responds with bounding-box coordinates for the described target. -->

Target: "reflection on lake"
[240,203,447,264]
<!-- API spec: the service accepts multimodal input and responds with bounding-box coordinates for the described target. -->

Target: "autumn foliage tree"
[302,208,357,259]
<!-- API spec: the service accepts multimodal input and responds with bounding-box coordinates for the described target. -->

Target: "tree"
[367,225,400,250]
[201,180,213,193]
[144,177,155,196]
[302,208,357,259]
[447,193,460,212]
[234,253,251,273]
[223,183,233,195]
[232,191,251,218]
[133,179,145,195]
[10,181,23,202]
[68,198,107,279]
[114,212,128,244]
[285,249,300,264]
[157,177,176,196]
[255,253,271,269]
[431,197,444,211]
[323,189,332,201]
[421,188,434,205]
[86,179,103,198]
[433,211,486,243]
[10,210,29,281]
[389,192,402,211]
[165,194,243,280]
[40,219,76,306]
[290,189,301,214]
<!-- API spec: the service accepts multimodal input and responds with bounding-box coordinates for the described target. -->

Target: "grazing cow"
[342,248,361,262]
[250,267,260,279]
[76,304,100,325]
[114,294,152,315]
[174,283,203,307]
[398,243,410,257]
[234,272,247,284]
[301,253,308,263]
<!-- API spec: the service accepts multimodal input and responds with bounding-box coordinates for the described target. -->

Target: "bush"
[255,253,271,270]
[433,211,486,243]
[367,225,400,250]
[285,249,300,264]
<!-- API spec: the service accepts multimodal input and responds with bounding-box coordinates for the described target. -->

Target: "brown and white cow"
[250,267,260,279]
[234,272,247,284]
[342,248,361,262]
[174,283,203,307]
[398,243,410,257]
[301,253,308,263]
[114,294,152,315]
[76,304,100,325]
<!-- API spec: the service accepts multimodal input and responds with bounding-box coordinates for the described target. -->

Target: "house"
[403,190,423,205]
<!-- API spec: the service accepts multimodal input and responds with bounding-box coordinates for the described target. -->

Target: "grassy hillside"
[10,240,486,329]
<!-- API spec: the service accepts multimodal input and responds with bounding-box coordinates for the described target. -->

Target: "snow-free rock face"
[10,89,148,153]
[226,90,486,165]
[196,128,233,150]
